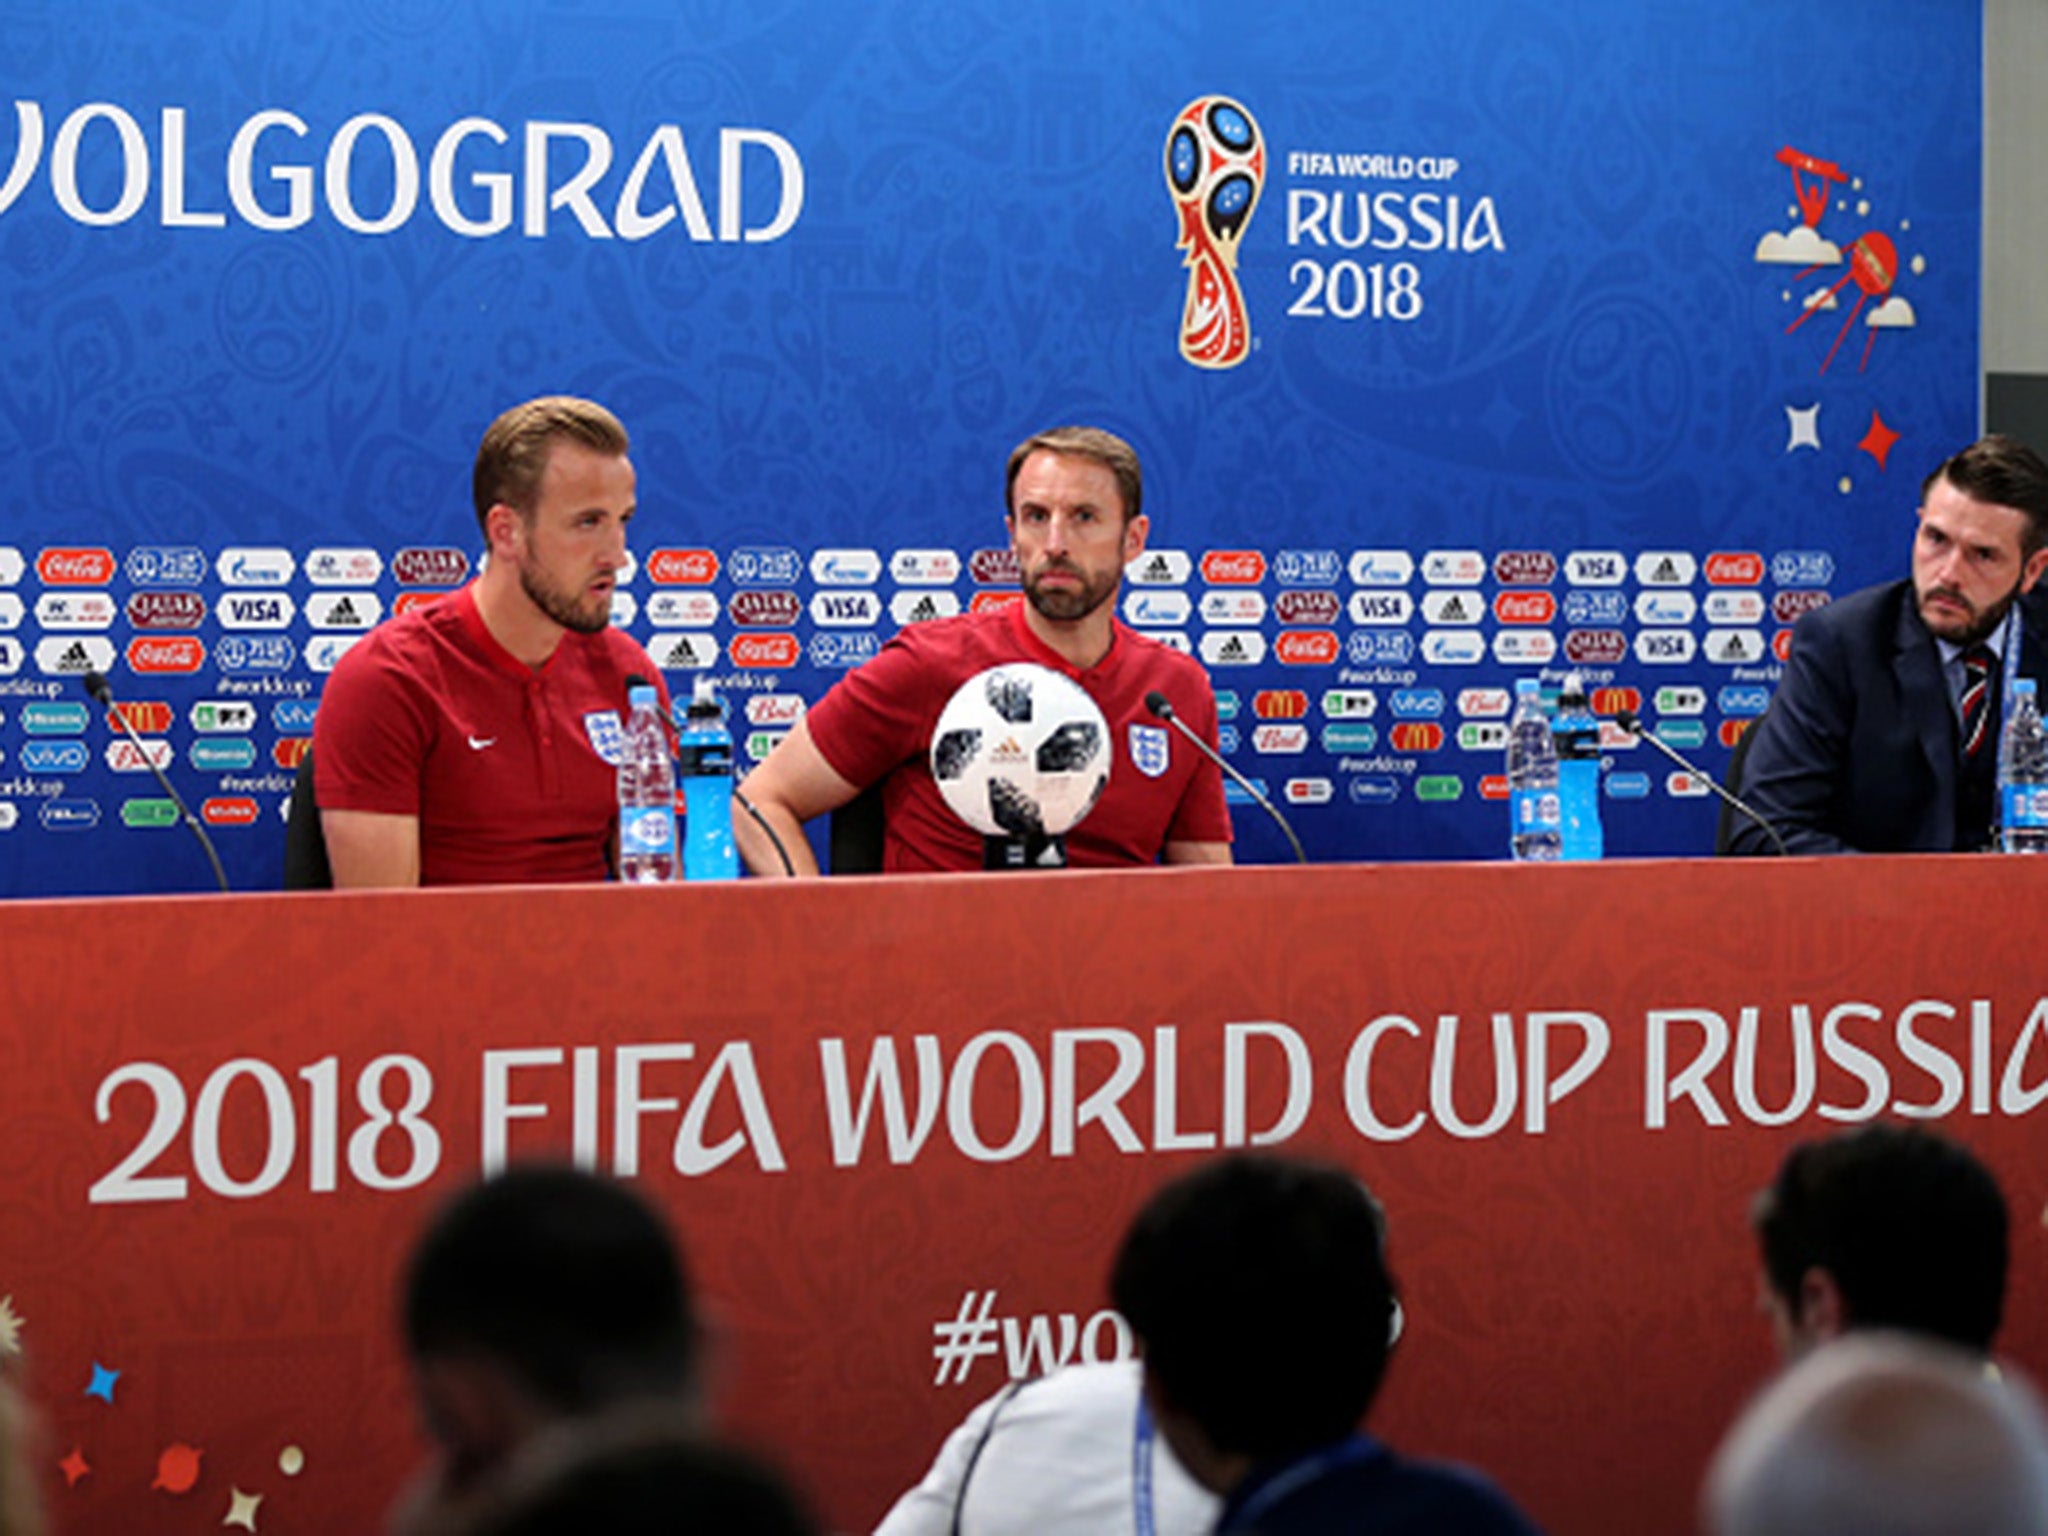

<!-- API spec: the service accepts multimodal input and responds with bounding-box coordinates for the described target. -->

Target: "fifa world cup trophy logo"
[1164,96,1264,370]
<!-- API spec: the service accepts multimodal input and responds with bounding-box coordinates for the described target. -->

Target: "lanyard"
[1132,1392,1158,1536]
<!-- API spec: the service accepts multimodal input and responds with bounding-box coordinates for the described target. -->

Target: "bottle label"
[620,805,677,857]
[2003,785,2048,830]
[1512,787,1560,833]
[679,741,733,776]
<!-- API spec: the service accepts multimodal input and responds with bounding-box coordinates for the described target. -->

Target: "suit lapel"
[1892,590,1954,848]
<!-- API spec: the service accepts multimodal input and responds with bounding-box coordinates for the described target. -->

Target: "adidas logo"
[1218,637,1247,661]
[1652,558,1680,583]
[329,597,362,625]
[1143,556,1173,579]
[909,597,939,622]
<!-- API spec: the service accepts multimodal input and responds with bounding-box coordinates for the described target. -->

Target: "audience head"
[403,1164,699,1489]
[1751,1123,2007,1356]
[1110,1153,1397,1492]
[1705,1332,2048,1536]
[426,1413,817,1536]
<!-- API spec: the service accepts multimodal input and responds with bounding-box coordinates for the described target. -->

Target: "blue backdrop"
[0,0,1982,894]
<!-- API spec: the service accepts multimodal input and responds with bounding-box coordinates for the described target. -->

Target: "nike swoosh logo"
[468,736,496,750]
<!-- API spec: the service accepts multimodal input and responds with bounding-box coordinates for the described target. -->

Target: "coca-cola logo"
[393,548,471,586]
[126,636,206,673]
[1200,550,1266,585]
[728,590,802,627]
[1705,551,1765,585]
[730,634,802,668]
[1492,592,1557,625]
[647,548,720,585]
[394,591,449,614]
[37,547,115,585]
[1274,590,1340,625]
[1491,551,1558,586]
[1773,629,1794,662]
[1274,630,1340,666]
[1772,590,1831,623]
[969,548,1020,584]
[969,591,1021,613]
[126,591,208,629]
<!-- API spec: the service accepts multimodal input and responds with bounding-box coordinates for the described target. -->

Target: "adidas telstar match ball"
[930,664,1111,839]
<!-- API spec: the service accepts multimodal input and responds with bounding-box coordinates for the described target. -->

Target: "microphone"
[1612,708,1789,857]
[82,669,231,892]
[1145,690,1307,864]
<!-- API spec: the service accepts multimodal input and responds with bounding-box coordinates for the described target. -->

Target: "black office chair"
[828,783,886,874]
[283,746,333,889]
[1713,712,1765,856]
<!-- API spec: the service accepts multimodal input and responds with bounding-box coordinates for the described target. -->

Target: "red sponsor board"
[1491,551,1558,586]
[1772,590,1831,624]
[1590,686,1642,716]
[1389,722,1445,752]
[126,636,206,674]
[1200,550,1266,585]
[1773,629,1794,661]
[1273,590,1341,625]
[1704,551,1764,585]
[729,591,802,627]
[730,633,802,669]
[647,548,720,585]
[969,591,1021,613]
[392,548,471,586]
[273,737,312,770]
[1253,690,1309,720]
[1274,630,1339,666]
[969,548,1019,584]
[394,591,450,615]
[36,547,115,585]
[107,701,172,735]
[1493,591,1557,625]
[126,591,208,629]
[1478,773,1510,799]
[1564,630,1627,665]
[200,797,259,826]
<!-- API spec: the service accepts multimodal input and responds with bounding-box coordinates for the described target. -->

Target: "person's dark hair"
[1921,434,2048,555]
[404,1164,697,1413]
[1005,426,1143,525]
[472,396,630,534]
[1110,1154,1396,1459]
[1752,1123,2008,1352]
[458,1430,817,1536]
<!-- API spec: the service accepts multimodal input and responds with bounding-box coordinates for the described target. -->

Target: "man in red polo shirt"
[313,396,670,886]
[734,426,1232,874]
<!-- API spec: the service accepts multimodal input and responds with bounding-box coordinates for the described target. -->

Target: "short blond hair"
[472,397,629,533]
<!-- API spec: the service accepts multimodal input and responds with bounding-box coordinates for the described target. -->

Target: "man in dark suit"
[1731,435,2048,854]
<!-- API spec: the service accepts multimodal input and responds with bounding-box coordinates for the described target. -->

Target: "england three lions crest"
[1128,722,1170,778]
[1164,96,1265,369]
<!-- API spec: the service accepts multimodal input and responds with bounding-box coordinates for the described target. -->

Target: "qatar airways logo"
[0,102,804,244]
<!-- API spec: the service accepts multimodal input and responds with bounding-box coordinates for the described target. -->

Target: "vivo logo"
[1718,685,1771,717]
[273,699,319,733]
[1388,688,1445,719]
[22,741,89,773]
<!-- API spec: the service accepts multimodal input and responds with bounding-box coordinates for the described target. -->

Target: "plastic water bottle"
[1507,678,1561,861]
[1553,671,1603,862]
[680,677,738,880]
[1999,677,2048,854]
[618,683,677,883]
